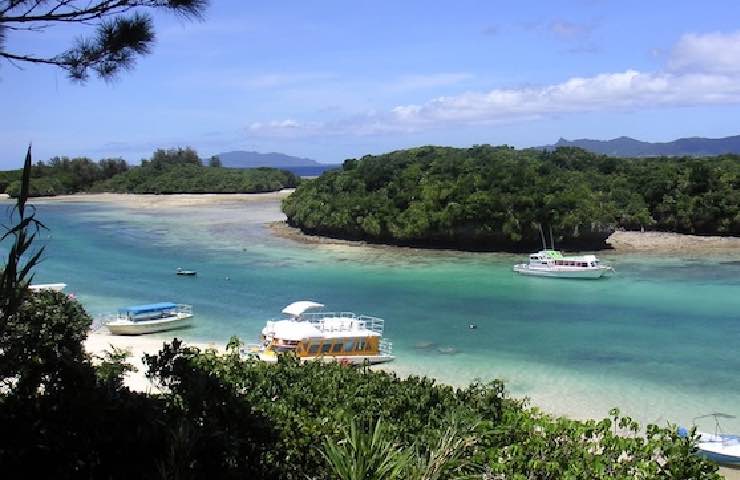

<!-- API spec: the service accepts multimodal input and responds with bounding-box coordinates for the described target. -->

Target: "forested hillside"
[282,145,739,251]
[2,148,299,196]
[92,148,299,194]
[2,156,128,196]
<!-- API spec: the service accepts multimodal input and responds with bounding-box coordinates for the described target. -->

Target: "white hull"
[29,283,67,292]
[258,353,395,365]
[513,264,610,279]
[107,313,193,335]
[697,432,740,465]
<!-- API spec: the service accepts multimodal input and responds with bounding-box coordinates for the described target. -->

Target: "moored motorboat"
[245,301,394,365]
[680,413,740,466]
[29,283,67,292]
[513,250,613,279]
[105,302,193,335]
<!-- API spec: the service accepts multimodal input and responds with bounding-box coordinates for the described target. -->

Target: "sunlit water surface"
[3,198,739,432]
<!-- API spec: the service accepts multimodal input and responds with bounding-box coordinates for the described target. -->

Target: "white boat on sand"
[105,302,193,335]
[680,413,740,466]
[29,283,67,292]
[514,250,613,279]
[246,301,394,365]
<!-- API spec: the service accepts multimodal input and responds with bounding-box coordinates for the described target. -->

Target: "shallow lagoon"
[7,197,740,432]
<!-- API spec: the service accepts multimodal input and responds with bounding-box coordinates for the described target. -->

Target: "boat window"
[344,340,354,351]
[355,340,366,351]
[321,343,332,354]
[332,343,343,353]
[308,344,320,354]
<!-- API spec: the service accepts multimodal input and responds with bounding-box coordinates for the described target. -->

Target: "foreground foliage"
[142,341,720,480]
[283,145,740,250]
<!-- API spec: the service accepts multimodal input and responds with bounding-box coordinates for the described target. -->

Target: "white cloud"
[247,31,740,138]
[668,31,740,74]
[389,70,740,127]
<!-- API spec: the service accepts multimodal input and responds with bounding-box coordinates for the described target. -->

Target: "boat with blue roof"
[105,302,193,335]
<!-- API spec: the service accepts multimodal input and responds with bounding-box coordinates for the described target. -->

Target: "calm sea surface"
[3,198,739,431]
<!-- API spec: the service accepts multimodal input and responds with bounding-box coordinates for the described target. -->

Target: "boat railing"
[176,304,193,315]
[380,338,393,356]
[241,343,264,357]
[107,304,193,322]
[299,311,385,335]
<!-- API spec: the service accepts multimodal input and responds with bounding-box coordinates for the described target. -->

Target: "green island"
[0,155,722,478]
[282,145,740,251]
[0,147,299,197]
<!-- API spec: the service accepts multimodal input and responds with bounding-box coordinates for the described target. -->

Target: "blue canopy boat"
[105,302,193,335]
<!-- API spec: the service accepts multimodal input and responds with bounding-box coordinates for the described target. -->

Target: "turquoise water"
[3,198,740,431]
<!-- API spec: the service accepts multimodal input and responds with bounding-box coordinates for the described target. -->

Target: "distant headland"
[539,134,740,157]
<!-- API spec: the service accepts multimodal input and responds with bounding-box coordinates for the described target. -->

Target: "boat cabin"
[255,301,393,364]
[528,250,600,268]
[117,302,191,322]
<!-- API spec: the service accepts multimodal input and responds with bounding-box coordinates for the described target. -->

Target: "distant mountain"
[216,151,323,168]
[542,135,740,157]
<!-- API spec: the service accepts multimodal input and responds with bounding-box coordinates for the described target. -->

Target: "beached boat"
[680,414,740,466]
[513,250,613,279]
[105,302,193,335]
[29,283,67,292]
[246,301,394,365]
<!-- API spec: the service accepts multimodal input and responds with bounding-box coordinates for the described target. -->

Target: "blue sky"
[2,0,740,167]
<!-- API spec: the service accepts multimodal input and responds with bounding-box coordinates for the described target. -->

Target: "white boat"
[105,302,193,335]
[680,414,740,466]
[513,250,613,279]
[29,283,67,292]
[245,301,394,365]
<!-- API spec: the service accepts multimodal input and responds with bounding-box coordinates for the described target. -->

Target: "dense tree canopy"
[283,145,740,251]
[93,148,300,194]
[1,147,300,196]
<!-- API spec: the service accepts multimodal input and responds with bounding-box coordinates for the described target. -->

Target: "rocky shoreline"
[271,221,740,254]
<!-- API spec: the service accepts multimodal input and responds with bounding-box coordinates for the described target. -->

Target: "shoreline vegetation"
[83,331,740,480]
[0,147,299,197]
[271,220,740,254]
[283,145,739,252]
[4,190,738,253]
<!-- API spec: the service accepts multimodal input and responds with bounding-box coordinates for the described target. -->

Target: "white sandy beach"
[608,230,740,252]
[85,331,227,392]
[29,190,294,208]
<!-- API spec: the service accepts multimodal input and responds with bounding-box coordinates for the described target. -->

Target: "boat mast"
[538,224,547,250]
[549,224,555,250]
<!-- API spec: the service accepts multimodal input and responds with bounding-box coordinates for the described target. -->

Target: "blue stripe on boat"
[119,302,177,314]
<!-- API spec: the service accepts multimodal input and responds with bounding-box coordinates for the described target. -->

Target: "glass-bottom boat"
[247,301,394,365]
[513,250,613,279]
[105,302,193,335]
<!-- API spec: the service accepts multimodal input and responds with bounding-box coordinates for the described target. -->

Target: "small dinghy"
[176,267,197,276]
[679,413,740,466]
